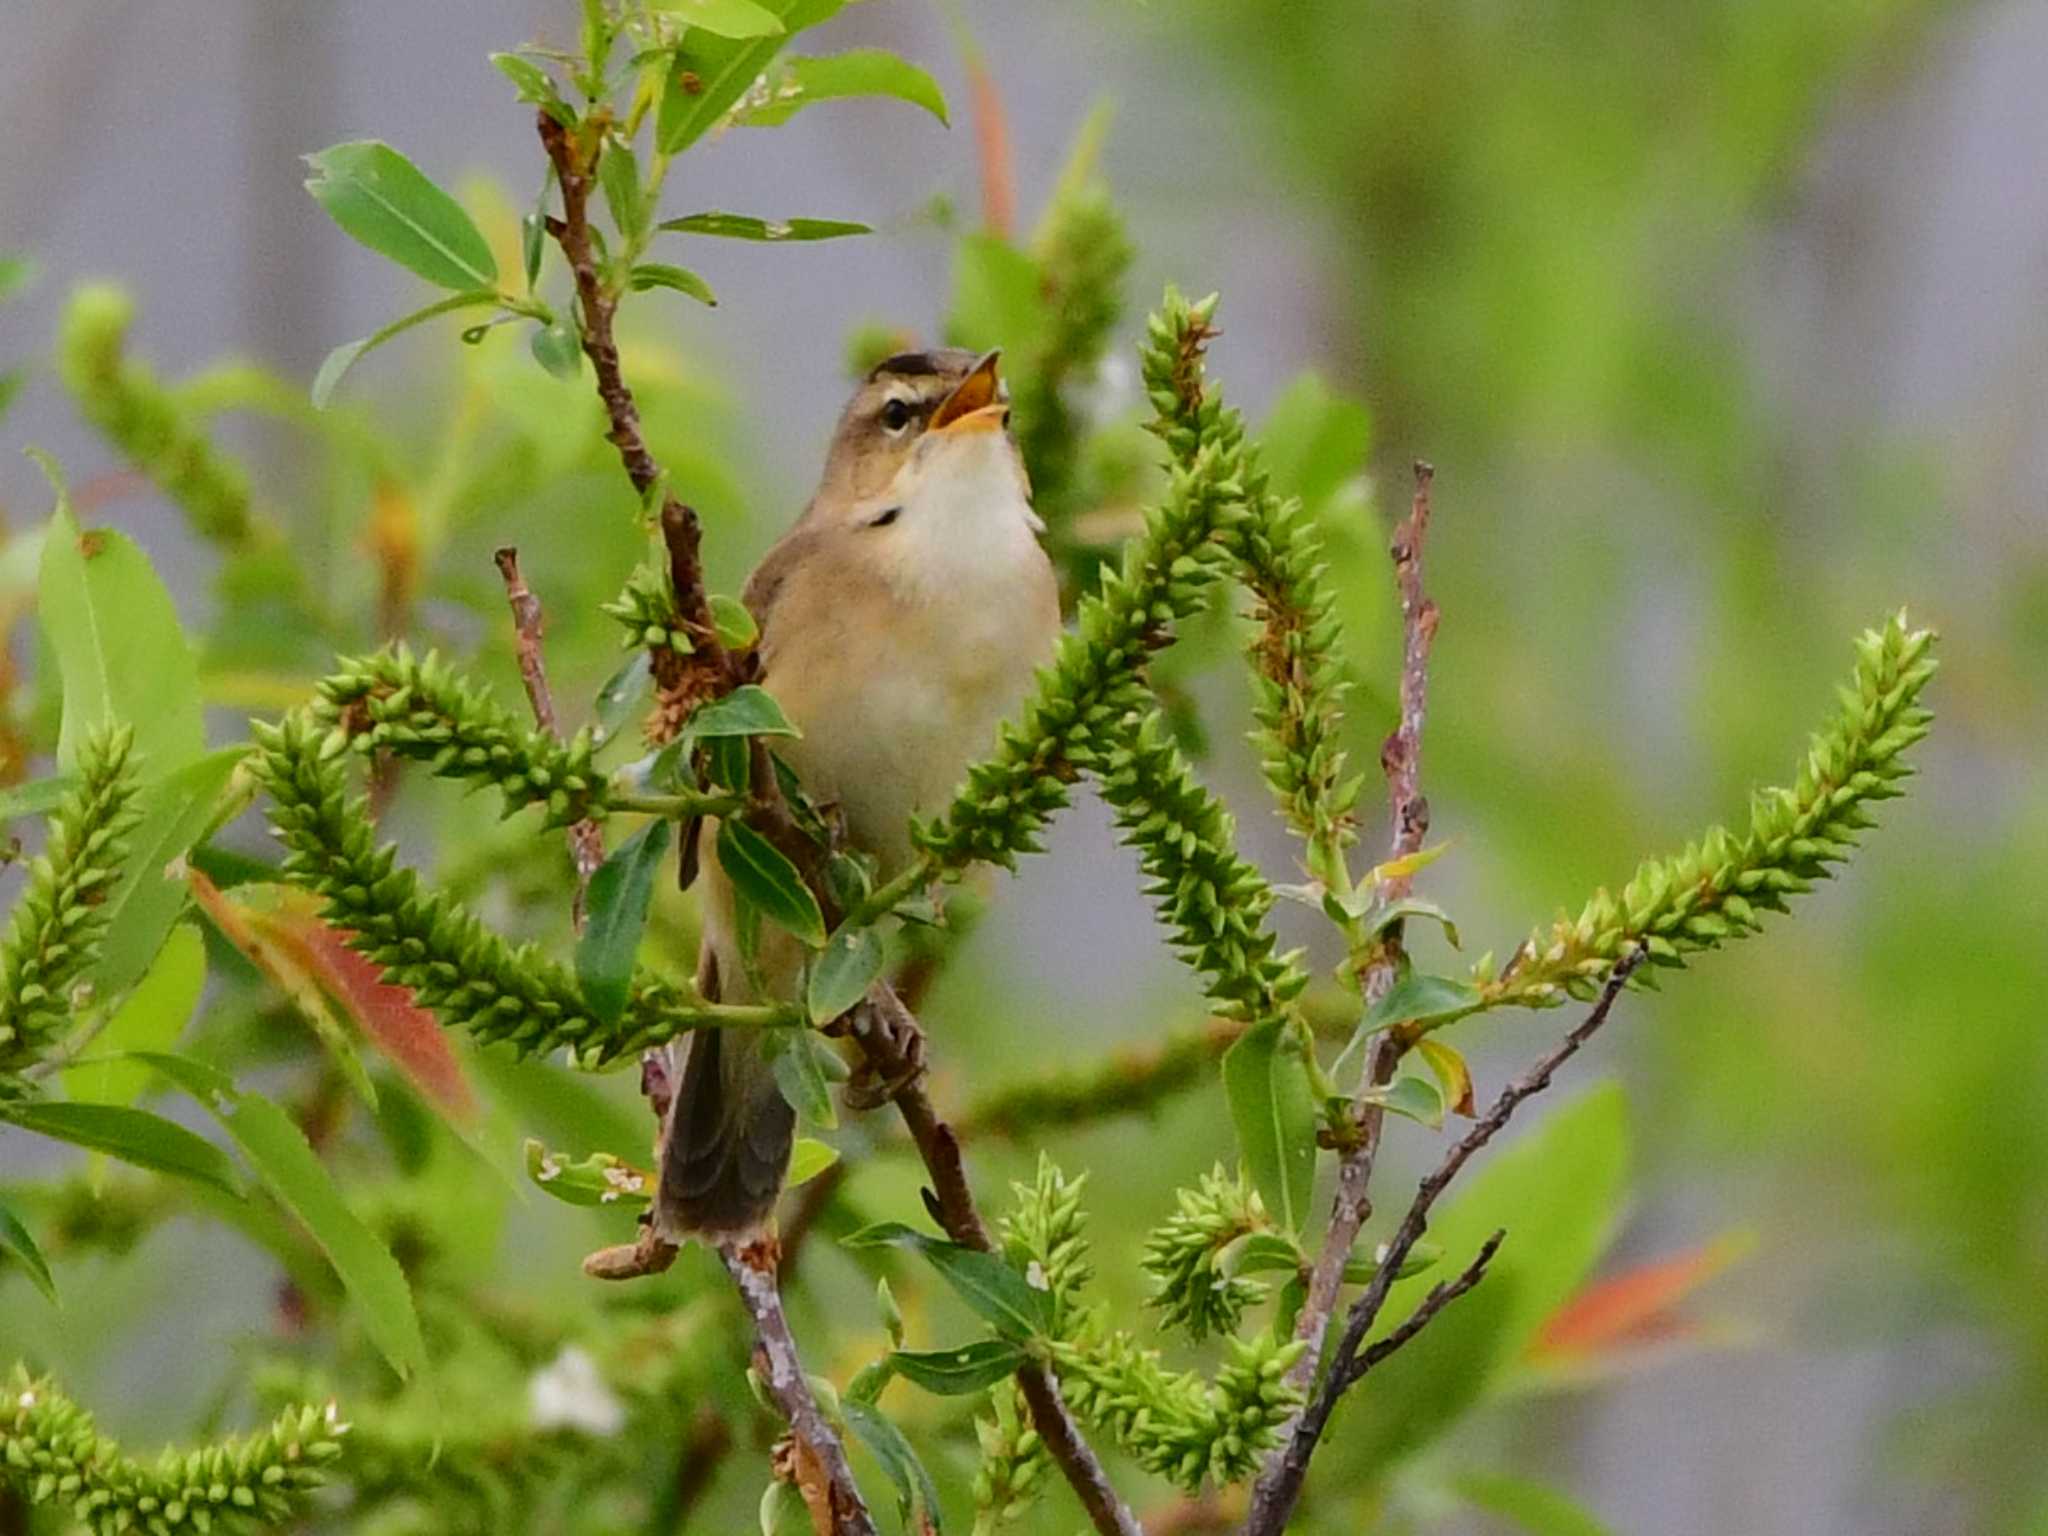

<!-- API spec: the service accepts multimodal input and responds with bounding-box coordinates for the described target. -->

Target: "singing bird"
[654,349,1061,1239]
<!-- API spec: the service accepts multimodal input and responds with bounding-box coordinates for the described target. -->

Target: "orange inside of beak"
[929,351,1005,433]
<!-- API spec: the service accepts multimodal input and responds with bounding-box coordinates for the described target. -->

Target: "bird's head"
[814,348,1027,522]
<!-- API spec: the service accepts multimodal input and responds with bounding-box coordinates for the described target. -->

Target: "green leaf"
[1340,1085,1631,1477]
[66,923,204,1109]
[578,818,672,1025]
[0,1101,239,1198]
[655,0,847,154]
[888,1339,1027,1396]
[489,52,573,125]
[710,592,759,649]
[0,1199,56,1303]
[1453,1473,1617,1536]
[629,262,718,306]
[842,1222,1050,1341]
[1222,1017,1319,1233]
[787,1136,839,1188]
[766,1026,838,1130]
[39,502,204,775]
[593,652,653,742]
[1359,896,1462,948]
[142,1052,427,1381]
[311,289,502,407]
[92,746,246,999]
[735,50,949,128]
[1359,1074,1445,1129]
[1340,1238,1444,1285]
[1360,972,1483,1037]
[598,138,647,240]
[1230,1231,1307,1277]
[1260,372,1373,518]
[842,1399,944,1533]
[807,924,884,1024]
[0,775,76,823]
[685,684,799,739]
[523,1138,653,1208]
[659,211,870,242]
[717,820,826,946]
[530,317,583,381]
[304,140,499,290]
[947,233,1051,358]
[653,0,787,36]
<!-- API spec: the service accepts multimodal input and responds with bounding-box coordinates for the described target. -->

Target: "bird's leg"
[841,991,928,1110]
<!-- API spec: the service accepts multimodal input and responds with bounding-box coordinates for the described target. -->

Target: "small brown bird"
[654,348,1061,1238]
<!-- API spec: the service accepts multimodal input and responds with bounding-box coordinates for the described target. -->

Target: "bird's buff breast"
[765,556,1056,870]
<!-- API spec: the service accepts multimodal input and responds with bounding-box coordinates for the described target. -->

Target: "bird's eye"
[879,398,912,434]
[867,506,902,528]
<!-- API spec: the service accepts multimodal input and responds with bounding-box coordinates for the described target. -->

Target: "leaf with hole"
[305,140,499,289]
[655,0,847,154]
[735,49,949,128]
[524,1139,653,1208]
[660,211,870,242]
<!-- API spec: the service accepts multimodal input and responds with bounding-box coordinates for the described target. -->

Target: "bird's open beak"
[928,350,1007,435]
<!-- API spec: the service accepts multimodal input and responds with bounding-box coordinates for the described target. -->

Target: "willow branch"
[717,1234,879,1536]
[854,985,1145,1536]
[1242,951,1644,1535]
[495,547,605,922]
[1262,460,1442,1452]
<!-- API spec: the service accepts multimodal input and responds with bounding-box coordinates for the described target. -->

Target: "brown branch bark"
[1261,461,1442,1453]
[855,984,1145,1536]
[495,546,605,922]
[1242,950,1645,1534]
[718,1233,879,1536]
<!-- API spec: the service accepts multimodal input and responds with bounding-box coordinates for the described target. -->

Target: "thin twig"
[1243,951,1645,1534]
[855,985,1145,1536]
[717,1233,879,1536]
[495,547,605,923]
[1262,461,1442,1452]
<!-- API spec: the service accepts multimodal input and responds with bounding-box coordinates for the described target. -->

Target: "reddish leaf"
[1527,1230,1752,1372]
[188,872,474,1123]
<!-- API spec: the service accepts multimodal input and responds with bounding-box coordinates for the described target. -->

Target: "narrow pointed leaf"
[787,1136,839,1188]
[65,923,204,1109]
[842,1222,1050,1341]
[655,0,848,154]
[0,1199,56,1303]
[305,140,498,289]
[766,1026,837,1130]
[653,0,787,36]
[1222,1017,1319,1232]
[141,1052,427,1381]
[311,290,501,407]
[629,263,717,306]
[579,819,673,1025]
[717,820,825,946]
[735,50,949,128]
[0,1101,240,1197]
[843,1399,944,1532]
[40,500,204,774]
[888,1339,1027,1396]
[1359,1073,1445,1129]
[0,776,77,824]
[1359,972,1483,1038]
[659,211,870,242]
